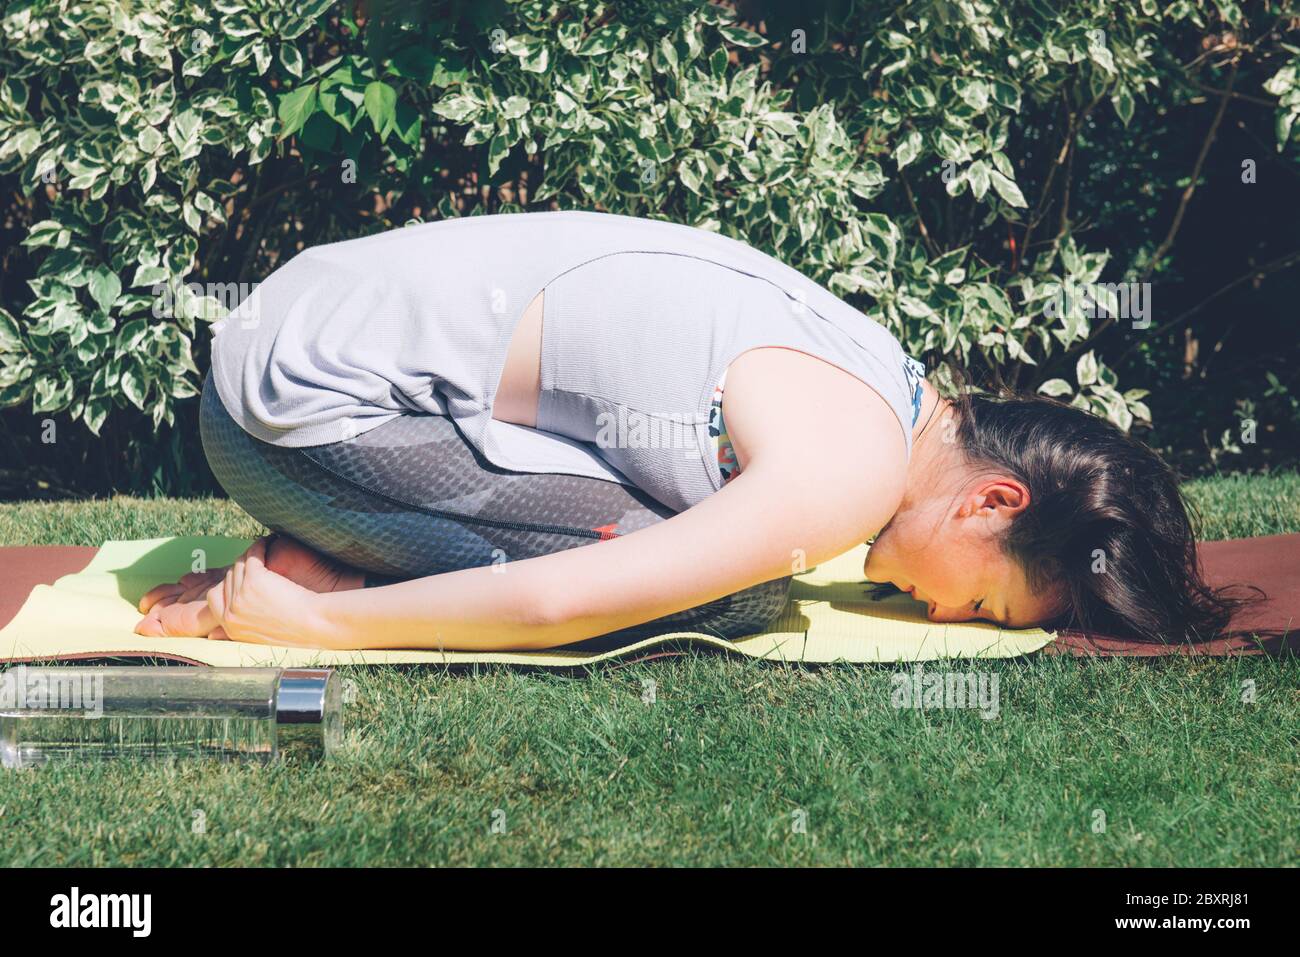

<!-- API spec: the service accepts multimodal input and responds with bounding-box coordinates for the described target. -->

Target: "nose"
[925,602,975,623]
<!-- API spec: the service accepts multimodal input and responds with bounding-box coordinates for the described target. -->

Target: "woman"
[135,211,1234,650]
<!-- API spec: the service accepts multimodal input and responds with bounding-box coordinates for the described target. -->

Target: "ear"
[958,477,1030,520]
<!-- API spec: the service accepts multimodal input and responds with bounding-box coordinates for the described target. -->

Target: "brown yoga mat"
[0,536,1295,657]
[0,545,98,634]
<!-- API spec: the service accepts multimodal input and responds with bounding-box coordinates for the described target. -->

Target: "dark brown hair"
[950,390,1248,643]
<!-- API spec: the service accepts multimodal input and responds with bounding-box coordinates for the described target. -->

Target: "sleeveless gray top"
[210,211,916,512]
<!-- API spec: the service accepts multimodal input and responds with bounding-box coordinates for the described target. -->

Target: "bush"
[2,0,1298,496]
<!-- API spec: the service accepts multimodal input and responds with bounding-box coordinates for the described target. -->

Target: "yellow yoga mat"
[0,537,1055,667]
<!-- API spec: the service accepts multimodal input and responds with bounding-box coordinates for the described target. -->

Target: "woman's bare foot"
[262,534,367,594]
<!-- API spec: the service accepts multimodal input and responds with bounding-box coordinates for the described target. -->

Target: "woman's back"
[210,211,916,511]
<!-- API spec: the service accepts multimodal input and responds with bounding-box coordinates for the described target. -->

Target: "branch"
[1140,56,1241,283]
[245,170,328,211]
[1234,118,1300,183]
[1045,121,1080,264]
[1179,42,1237,73]
[238,170,278,284]
[1020,89,1103,269]
[1185,78,1276,108]
[1019,91,1074,257]
[898,168,938,257]
[1056,59,1243,364]
[1112,245,1300,367]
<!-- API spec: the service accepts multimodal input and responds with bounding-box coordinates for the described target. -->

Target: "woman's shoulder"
[719,346,910,489]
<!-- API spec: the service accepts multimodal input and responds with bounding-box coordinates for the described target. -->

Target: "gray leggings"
[199,371,793,649]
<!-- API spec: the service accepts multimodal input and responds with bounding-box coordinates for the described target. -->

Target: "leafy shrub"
[1,0,1298,495]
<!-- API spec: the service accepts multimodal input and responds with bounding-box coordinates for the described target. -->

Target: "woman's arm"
[300,347,911,651]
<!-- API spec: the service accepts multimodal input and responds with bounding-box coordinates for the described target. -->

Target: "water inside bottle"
[1,713,276,767]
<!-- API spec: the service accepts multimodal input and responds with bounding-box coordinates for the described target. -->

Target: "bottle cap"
[275,669,342,760]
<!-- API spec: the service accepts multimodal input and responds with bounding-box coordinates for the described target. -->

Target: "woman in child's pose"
[136,211,1234,650]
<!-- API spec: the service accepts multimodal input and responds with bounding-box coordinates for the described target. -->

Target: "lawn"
[0,475,1296,867]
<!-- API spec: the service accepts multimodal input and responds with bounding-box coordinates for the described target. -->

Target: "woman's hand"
[135,534,363,639]
[201,538,337,647]
[137,566,228,618]
[134,538,339,648]
[138,535,362,612]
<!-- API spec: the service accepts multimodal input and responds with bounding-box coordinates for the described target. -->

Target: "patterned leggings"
[199,371,793,649]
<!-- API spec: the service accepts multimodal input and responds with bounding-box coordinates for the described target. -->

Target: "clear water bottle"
[0,666,342,768]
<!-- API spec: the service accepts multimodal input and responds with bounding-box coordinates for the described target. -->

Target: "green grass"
[0,475,1297,866]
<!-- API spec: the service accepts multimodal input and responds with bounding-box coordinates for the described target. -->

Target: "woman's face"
[864,476,1062,629]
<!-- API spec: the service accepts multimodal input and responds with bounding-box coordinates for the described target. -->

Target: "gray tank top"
[210,211,917,512]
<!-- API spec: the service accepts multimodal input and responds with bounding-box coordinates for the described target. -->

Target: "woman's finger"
[138,583,185,614]
[243,536,269,574]
[152,593,181,611]
[133,598,219,637]
[235,548,248,597]
[229,537,265,611]
[160,598,220,636]
[206,580,227,623]
[179,567,226,588]
[140,559,240,615]
[224,555,241,618]
[134,608,164,636]
[176,582,210,604]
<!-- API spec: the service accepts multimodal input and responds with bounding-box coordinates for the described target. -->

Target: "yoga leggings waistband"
[199,371,792,648]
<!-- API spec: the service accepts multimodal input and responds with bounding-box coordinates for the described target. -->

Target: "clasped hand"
[134,535,360,647]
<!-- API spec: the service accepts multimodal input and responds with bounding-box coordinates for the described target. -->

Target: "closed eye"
[975,598,1013,627]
